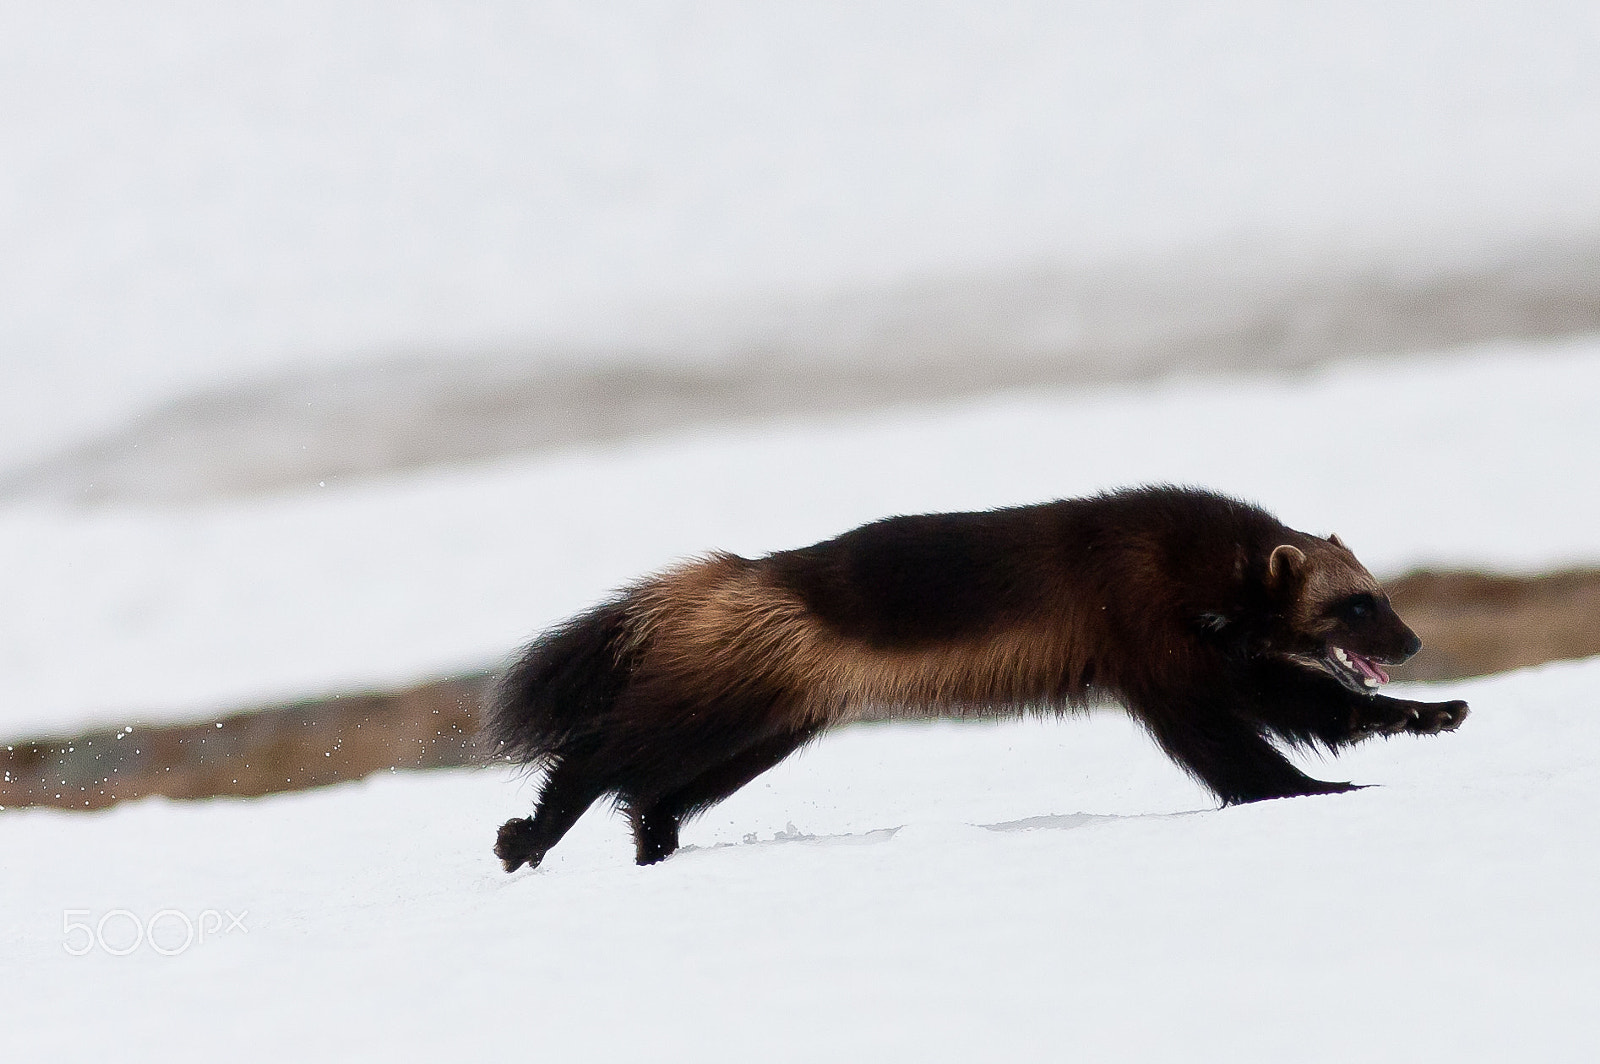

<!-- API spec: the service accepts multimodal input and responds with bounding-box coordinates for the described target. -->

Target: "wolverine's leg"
[1233,660,1470,746]
[622,726,822,866]
[622,803,681,867]
[494,749,609,873]
[1135,697,1356,805]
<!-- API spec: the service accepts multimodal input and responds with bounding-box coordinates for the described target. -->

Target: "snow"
[5,2,1600,468]
[4,336,1598,739]
[4,656,1595,1061]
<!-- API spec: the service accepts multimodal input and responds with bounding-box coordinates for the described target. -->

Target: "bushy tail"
[485,596,639,767]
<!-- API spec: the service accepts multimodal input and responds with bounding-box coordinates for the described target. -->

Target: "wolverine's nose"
[1399,631,1422,662]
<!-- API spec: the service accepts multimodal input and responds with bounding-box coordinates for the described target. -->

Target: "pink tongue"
[1351,653,1389,684]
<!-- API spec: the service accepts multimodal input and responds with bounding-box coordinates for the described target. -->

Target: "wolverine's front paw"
[1354,698,1469,738]
[494,817,545,873]
[1407,699,1469,735]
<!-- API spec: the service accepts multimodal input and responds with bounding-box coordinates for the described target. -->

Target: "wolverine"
[489,486,1467,871]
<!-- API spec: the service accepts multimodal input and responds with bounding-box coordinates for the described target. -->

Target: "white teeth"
[1333,648,1352,666]
[1363,677,1380,688]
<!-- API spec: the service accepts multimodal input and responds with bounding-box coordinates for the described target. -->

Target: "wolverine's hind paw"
[494,817,545,873]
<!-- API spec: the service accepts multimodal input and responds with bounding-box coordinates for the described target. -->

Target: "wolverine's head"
[1264,533,1421,695]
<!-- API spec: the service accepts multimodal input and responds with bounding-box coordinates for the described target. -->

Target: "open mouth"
[1325,645,1390,694]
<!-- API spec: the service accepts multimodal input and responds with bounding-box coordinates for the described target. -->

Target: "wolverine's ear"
[1327,533,1347,550]
[1267,544,1307,587]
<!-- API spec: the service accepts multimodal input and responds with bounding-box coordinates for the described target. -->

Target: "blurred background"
[3,1,1599,809]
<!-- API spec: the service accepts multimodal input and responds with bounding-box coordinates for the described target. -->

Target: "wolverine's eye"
[1338,593,1377,621]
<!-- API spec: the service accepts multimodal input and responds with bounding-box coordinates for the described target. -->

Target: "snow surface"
[4,336,1598,739]
[5,1,1600,468]
[3,658,1595,1061]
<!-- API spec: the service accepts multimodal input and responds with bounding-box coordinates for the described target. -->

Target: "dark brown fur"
[488,486,1467,870]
